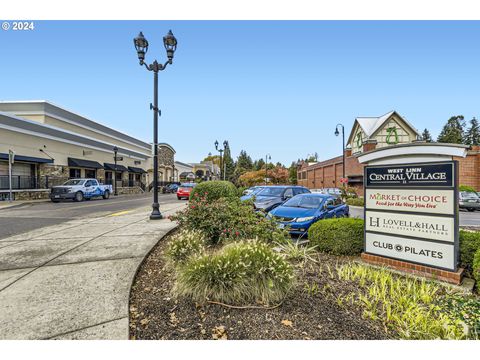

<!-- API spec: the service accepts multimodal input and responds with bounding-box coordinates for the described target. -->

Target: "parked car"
[50,178,112,202]
[322,187,343,196]
[268,193,349,237]
[165,183,179,193]
[240,186,265,201]
[252,185,310,212]
[459,191,480,212]
[177,183,196,200]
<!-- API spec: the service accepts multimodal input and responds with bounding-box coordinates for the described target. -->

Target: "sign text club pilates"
[364,161,458,272]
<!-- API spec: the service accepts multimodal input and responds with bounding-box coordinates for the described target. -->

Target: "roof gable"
[347,111,419,146]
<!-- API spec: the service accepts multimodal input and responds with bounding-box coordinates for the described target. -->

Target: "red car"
[177,183,196,200]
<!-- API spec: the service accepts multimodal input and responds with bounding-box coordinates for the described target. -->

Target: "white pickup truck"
[50,178,113,202]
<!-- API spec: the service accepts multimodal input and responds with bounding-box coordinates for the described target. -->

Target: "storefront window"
[69,168,81,178]
[85,169,96,179]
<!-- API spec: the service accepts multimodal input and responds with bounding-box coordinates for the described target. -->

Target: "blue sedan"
[267,193,349,237]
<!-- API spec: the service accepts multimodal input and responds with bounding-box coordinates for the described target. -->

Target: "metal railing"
[0,176,69,190]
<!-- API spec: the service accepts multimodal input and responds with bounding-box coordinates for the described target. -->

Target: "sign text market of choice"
[364,161,458,272]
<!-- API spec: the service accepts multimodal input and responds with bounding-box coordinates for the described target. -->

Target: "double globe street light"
[215,140,228,180]
[134,30,177,220]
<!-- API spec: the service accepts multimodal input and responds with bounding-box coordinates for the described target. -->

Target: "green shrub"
[308,218,364,255]
[459,230,480,270]
[346,197,364,207]
[459,185,477,192]
[473,248,480,290]
[189,181,237,202]
[174,241,294,304]
[236,186,248,197]
[170,197,288,245]
[165,229,206,267]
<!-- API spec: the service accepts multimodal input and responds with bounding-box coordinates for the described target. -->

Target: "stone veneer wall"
[158,146,174,167]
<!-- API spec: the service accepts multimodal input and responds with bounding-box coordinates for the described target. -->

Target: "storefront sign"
[365,210,454,243]
[364,161,458,272]
[366,163,454,187]
[365,233,455,270]
[365,188,455,215]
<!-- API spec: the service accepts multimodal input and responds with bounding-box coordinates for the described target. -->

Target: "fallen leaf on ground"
[212,326,228,340]
[140,318,149,326]
[281,319,293,327]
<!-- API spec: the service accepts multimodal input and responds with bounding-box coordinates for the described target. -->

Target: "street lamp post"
[134,30,177,220]
[113,146,118,196]
[334,124,346,186]
[215,140,228,181]
[265,154,271,185]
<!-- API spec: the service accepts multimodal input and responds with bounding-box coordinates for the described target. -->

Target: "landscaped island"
[129,181,480,340]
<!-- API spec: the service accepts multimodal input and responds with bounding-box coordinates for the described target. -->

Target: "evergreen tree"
[288,162,298,185]
[236,150,253,171]
[464,117,480,146]
[222,142,235,181]
[421,128,433,142]
[254,158,265,171]
[437,115,465,144]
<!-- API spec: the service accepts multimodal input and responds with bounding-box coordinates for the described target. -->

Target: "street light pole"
[335,124,346,185]
[113,146,118,196]
[265,154,271,186]
[134,30,177,220]
[215,140,228,181]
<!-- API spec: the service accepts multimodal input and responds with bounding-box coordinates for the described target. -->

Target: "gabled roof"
[347,111,420,146]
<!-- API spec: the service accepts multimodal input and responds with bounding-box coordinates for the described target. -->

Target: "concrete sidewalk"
[0,202,185,339]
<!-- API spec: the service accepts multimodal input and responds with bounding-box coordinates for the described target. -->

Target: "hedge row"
[345,197,364,207]
[308,218,364,256]
[473,249,480,288]
[459,230,480,271]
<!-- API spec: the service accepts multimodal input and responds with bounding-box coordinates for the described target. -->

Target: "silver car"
[459,191,480,212]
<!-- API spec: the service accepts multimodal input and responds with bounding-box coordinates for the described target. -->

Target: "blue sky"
[1,21,479,165]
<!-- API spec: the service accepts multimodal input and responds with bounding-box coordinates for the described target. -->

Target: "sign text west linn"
[366,163,453,187]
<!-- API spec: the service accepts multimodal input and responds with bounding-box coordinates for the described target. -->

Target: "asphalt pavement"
[0,193,181,240]
[349,206,480,227]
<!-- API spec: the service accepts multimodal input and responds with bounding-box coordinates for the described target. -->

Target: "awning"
[104,163,128,172]
[0,153,53,164]
[68,157,103,169]
[128,166,147,174]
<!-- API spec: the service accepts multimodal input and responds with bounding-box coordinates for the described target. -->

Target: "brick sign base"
[361,253,464,285]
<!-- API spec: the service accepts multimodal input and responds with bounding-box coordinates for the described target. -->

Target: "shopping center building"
[0,100,176,200]
[297,110,480,195]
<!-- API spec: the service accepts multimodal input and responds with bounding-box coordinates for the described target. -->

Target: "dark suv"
[253,185,310,212]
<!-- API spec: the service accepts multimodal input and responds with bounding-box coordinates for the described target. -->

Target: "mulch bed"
[129,230,390,340]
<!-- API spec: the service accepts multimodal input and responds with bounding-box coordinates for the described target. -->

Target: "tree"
[236,150,253,171]
[222,142,235,182]
[253,158,265,171]
[288,162,298,185]
[203,154,221,167]
[305,152,318,162]
[421,128,433,142]
[464,117,480,146]
[437,115,465,144]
